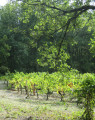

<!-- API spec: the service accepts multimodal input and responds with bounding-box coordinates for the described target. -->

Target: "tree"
[0,35,10,74]
[67,26,95,73]
[0,6,11,74]
[1,0,95,73]
[0,2,40,73]
[0,2,27,72]
[29,0,95,55]
[20,0,95,72]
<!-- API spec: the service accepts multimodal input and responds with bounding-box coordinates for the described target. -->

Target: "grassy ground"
[0,81,91,120]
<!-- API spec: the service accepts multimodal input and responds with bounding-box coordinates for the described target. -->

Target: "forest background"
[0,0,95,74]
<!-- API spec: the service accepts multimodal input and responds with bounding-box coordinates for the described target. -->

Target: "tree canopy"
[0,0,95,74]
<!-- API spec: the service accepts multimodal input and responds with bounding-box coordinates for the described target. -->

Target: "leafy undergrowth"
[0,81,94,120]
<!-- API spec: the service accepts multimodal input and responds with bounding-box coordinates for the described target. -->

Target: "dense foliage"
[0,0,95,74]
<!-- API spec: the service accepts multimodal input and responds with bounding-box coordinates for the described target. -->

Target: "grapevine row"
[0,69,82,101]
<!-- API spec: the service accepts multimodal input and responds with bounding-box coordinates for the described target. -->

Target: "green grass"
[0,98,86,120]
[0,106,4,112]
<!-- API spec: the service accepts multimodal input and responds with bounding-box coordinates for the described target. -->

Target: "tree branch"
[57,9,87,58]
[41,3,95,15]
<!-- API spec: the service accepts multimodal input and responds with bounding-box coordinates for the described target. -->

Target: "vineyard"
[0,70,95,119]
[0,70,81,101]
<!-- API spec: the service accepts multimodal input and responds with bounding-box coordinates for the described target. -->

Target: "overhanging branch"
[56,8,87,58]
[31,2,95,15]
[41,3,95,14]
[30,1,95,65]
